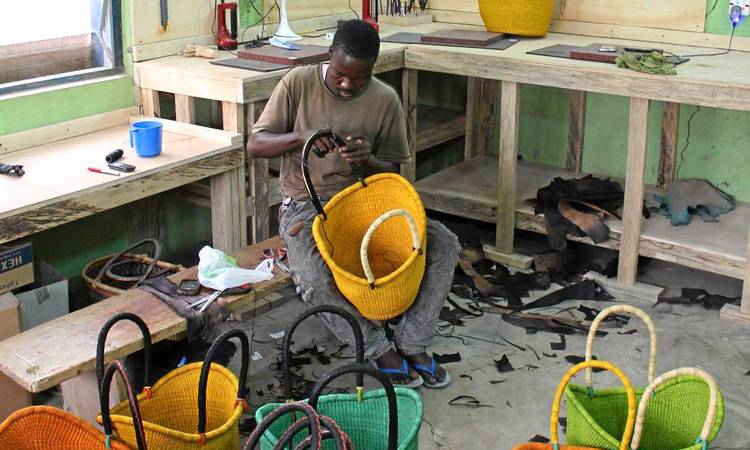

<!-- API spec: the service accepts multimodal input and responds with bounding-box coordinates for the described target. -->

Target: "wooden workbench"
[0,236,290,424]
[0,108,247,252]
[133,36,470,243]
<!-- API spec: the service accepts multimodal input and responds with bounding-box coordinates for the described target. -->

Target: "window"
[0,0,123,96]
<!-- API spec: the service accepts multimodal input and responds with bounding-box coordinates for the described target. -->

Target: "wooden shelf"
[416,105,466,152]
[179,177,281,215]
[415,156,747,279]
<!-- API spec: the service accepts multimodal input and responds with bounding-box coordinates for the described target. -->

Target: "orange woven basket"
[0,360,147,450]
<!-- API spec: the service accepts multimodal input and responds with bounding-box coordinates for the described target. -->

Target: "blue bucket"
[130,121,163,157]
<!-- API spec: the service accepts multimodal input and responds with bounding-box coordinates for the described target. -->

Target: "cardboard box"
[0,293,32,421]
[14,260,68,331]
[0,243,34,295]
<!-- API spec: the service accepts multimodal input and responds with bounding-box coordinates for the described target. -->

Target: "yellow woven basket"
[302,130,427,320]
[478,0,554,37]
[96,317,248,450]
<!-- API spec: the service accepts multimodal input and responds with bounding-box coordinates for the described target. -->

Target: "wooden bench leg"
[61,370,124,428]
[657,102,680,189]
[175,94,196,123]
[247,102,270,244]
[721,227,750,323]
[401,68,418,183]
[211,166,247,252]
[617,97,650,285]
[141,88,160,117]
[466,77,498,159]
[567,90,587,173]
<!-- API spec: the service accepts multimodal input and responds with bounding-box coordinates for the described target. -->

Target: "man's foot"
[402,352,451,388]
[374,349,423,389]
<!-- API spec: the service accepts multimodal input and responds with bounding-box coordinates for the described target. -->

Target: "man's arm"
[247,130,339,159]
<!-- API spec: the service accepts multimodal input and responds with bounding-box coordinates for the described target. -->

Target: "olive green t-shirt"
[252,64,411,201]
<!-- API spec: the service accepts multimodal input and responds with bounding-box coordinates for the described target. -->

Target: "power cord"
[349,0,360,19]
[241,0,279,46]
[676,105,700,179]
[662,24,736,63]
[705,0,720,18]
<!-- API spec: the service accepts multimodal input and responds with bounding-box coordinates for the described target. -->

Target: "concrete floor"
[216,259,750,449]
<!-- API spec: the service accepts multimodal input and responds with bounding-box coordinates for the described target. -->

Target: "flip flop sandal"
[375,359,423,389]
[412,357,451,389]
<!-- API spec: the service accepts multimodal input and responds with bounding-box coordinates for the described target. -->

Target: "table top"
[0,116,243,244]
[135,22,750,110]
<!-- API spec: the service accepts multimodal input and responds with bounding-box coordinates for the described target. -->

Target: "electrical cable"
[240,0,279,45]
[663,24,736,62]
[676,105,700,179]
[705,0,720,18]
[348,0,361,19]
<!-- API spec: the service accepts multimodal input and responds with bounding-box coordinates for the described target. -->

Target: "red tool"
[88,167,120,177]
[216,1,238,50]
[362,0,379,31]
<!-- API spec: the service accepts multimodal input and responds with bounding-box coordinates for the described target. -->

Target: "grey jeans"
[279,199,460,361]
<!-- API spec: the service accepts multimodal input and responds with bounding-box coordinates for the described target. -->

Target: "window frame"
[0,0,124,97]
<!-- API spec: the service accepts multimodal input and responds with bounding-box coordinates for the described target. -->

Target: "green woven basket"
[566,305,657,449]
[566,306,724,450]
[256,364,423,450]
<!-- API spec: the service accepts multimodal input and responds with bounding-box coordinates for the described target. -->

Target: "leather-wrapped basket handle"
[301,129,366,219]
[96,313,153,397]
[95,239,162,285]
[282,305,365,400]
[100,360,149,450]
[242,402,323,450]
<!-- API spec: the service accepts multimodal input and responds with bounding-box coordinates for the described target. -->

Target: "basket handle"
[301,129,365,219]
[95,239,162,285]
[308,363,398,450]
[197,328,250,440]
[282,306,365,400]
[274,414,351,450]
[100,360,148,450]
[360,209,423,288]
[631,367,720,450]
[96,313,153,396]
[585,304,657,387]
[550,361,636,450]
[242,402,323,450]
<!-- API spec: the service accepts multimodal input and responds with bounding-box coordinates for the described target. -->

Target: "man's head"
[326,19,380,99]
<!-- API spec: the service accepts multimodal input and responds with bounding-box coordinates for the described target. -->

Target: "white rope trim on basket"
[585,304,658,387]
[631,367,720,450]
[360,209,422,288]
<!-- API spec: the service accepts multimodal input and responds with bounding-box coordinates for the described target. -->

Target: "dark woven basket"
[82,239,184,302]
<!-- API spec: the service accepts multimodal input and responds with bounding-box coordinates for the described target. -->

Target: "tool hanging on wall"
[159,0,169,32]
[216,1,239,50]
[362,0,380,30]
[0,163,24,177]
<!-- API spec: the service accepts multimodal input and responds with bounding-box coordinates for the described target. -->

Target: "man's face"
[325,47,374,99]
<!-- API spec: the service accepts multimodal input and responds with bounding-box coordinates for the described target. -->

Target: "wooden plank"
[126,197,165,246]
[141,88,161,118]
[174,94,196,123]
[496,81,520,254]
[465,77,480,159]
[401,68,418,183]
[263,0,357,22]
[130,116,242,147]
[222,101,246,135]
[415,157,750,280]
[416,106,466,153]
[0,107,139,156]
[657,102,679,189]
[403,45,750,112]
[483,244,534,270]
[379,14,434,26]
[567,90,586,173]
[247,102,270,244]
[421,29,503,46]
[720,304,750,324]
[211,166,248,252]
[0,237,291,393]
[479,79,499,155]
[741,227,750,315]
[583,271,663,303]
[617,97,650,286]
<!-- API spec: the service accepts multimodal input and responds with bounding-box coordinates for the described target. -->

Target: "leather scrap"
[565,355,605,372]
[659,287,739,310]
[653,179,735,226]
[483,304,608,336]
[558,200,611,244]
[458,249,496,297]
[515,280,614,311]
[433,352,461,364]
[495,354,514,373]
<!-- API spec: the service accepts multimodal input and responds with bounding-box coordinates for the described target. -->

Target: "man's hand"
[300,130,341,156]
[338,134,372,165]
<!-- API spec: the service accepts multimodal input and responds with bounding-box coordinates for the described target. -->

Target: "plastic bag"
[198,246,274,291]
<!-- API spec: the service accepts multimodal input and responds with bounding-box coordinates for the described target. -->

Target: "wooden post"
[221,101,245,134]
[210,166,247,252]
[248,101,270,243]
[174,94,196,123]
[567,90,587,173]
[720,229,750,323]
[496,81,521,254]
[465,77,481,159]
[401,68,418,183]
[657,102,680,189]
[617,97,650,285]
[478,79,499,156]
[140,88,160,117]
